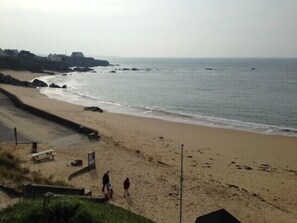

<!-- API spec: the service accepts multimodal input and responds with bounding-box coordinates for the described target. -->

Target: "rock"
[71,160,83,166]
[204,68,214,71]
[122,68,129,71]
[62,85,67,89]
[0,72,34,87]
[32,79,48,87]
[84,106,103,113]
[49,83,61,88]
[244,165,253,170]
[131,68,140,71]
[110,70,116,73]
[72,67,93,72]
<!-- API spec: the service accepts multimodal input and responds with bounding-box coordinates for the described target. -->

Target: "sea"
[38,58,297,137]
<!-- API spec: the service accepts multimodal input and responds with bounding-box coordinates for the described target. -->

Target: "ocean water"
[38,58,297,136]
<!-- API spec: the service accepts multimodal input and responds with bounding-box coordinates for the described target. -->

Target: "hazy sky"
[1,0,297,57]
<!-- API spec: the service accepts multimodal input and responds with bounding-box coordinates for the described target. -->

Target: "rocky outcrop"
[0,72,33,87]
[32,79,48,87]
[0,49,110,73]
[65,56,109,67]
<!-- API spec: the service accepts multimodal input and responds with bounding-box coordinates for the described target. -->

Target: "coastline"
[36,68,297,138]
[1,70,297,223]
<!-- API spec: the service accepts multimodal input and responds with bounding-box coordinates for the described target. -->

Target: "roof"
[71,52,84,57]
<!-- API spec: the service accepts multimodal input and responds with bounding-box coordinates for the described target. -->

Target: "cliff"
[0,49,109,72]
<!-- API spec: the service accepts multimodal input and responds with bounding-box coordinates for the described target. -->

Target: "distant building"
[48,54,66,62]
[4,49,19,57]
[0,48,7,57]
[71,52,84,57]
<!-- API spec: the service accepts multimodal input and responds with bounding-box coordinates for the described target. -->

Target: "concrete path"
[0,91,88,147]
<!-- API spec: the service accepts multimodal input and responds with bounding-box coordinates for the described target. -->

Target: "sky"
[1,0,297,58]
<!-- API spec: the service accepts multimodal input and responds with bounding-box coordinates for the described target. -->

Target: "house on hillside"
[48,54,66,62]
[71,52,84,57]
[0,48,7,57]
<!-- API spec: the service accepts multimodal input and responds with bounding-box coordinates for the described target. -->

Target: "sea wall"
[23,183,85,198]
[0,87,100,139]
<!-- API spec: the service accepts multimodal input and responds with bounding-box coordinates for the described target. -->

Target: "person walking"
[123,178,130,197]
[102,171,110,192]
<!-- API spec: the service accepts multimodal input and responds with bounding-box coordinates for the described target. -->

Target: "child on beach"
[106,182,114,199]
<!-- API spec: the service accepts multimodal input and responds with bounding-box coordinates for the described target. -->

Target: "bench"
[31,149,56,162]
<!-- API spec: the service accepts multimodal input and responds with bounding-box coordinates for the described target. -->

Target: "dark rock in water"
[251,68,256,70]
[84,106,103,113]
[62,73,67,76]
[204,68,214,71]
[72,67,93,72]
[122,68,129,71]
[62,85,67,89]
[131,68,140,71]
[110,70,116,73]
[32,79,48,87]
[49,83,61,88]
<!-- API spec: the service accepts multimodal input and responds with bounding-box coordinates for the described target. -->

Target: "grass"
[0,197,154,223]
[0,146,69,191]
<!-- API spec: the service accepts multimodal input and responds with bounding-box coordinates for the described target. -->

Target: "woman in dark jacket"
[123,178,130,197]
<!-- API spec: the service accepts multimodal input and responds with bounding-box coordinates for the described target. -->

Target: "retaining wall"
[0,87,100,139]
[23,183,85,198]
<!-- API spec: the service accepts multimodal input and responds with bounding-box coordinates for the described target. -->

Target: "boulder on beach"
[62,85,67,89]
[32,79,48,87]
[84,106,103,113]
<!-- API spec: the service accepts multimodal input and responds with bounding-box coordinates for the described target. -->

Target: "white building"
[48,54,65,62]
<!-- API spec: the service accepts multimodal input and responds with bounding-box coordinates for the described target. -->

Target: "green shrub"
[0,198,154,223]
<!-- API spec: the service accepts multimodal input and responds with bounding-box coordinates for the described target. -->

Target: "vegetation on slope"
[0,146,68,191]
[0,197,154,223]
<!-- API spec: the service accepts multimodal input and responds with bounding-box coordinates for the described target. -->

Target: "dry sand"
[0,70,297,223]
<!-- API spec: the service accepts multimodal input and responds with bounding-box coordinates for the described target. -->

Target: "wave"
[40,86,297,137]
[129,104,297,136]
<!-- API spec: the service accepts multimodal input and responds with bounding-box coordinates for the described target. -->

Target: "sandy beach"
[0,70,297,223]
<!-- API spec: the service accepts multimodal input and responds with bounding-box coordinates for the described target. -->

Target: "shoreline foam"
[38,79,297,137]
